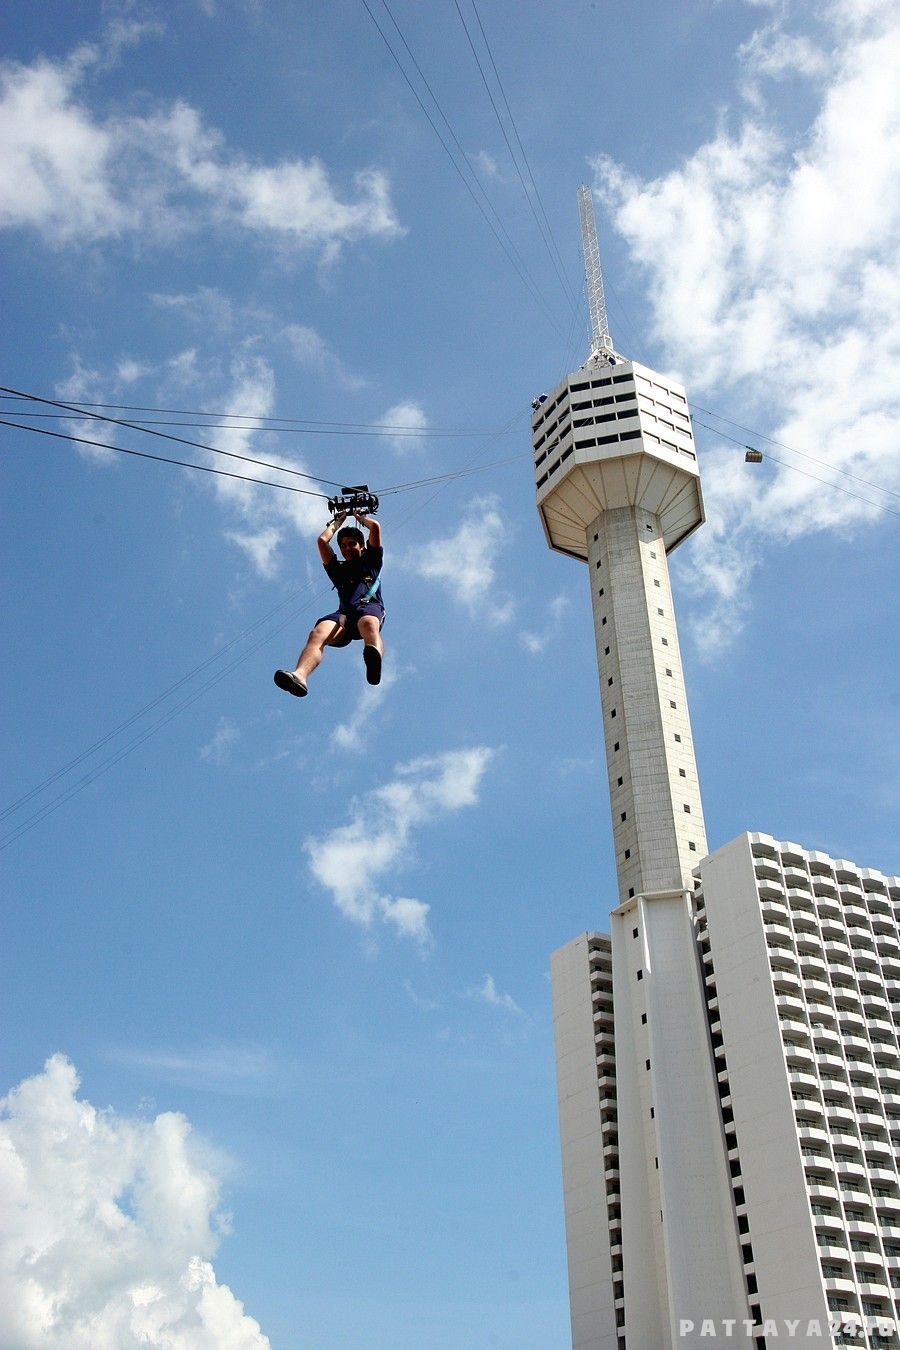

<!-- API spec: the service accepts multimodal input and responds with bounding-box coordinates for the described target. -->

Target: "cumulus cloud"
[409,495,513,620]
[0,39,401,254]
[304,748,496,944]
[199,717,240,765]
[57,347,329,573]
[0,1054,269,1349]
[590,0,900,655]
[520,593,571,654]
[330,662,401,752]
[466,974,524,1016]
[377,401,429,454]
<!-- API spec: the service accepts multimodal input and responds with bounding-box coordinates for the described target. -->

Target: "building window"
[679,768,686,777]
[608,677,614,687]
[604,646,610,656]
[629,888,635,898]
[637,969,643,981]
[674,733,682,742]
[598,588,605,597]
[657,607,664,615]
[624,848,631,858]
[684,805,691,814]
[633,927,638,938]
[666,668,672,676]
[689,843,697,852]
[662,638,669,646]
[602,616,607,625]
[617,777,623,786]
[611,708,617,718]
[614,742,620,752]
[670,700,677,709]
[621,812,627,821]
[654,579,661,587]
[643,1015,648,1026]
[650,551,657,559]
[645,1059,651,1070]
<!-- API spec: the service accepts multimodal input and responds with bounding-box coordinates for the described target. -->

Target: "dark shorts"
[315,604,385,648]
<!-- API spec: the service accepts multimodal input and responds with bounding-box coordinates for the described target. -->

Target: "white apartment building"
[551,837,900,1349]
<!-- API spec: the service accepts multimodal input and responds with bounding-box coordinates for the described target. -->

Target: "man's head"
[337,525,365,558]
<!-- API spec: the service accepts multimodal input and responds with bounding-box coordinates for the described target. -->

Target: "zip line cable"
[361,0,567,342]
[0,387,345,488]
[0,418,334,499]
[0,394,507,438]
[691,417,900,519]
[453,0,577,310]
[691,404,900,503]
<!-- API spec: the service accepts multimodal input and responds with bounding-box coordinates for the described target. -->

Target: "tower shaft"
[589,505,706,903]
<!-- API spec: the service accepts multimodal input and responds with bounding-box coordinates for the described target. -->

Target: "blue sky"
[1,1,898,1346]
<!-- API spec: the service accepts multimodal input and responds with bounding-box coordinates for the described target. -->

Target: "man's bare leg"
[358,615,383,685]
[295,619,345,681]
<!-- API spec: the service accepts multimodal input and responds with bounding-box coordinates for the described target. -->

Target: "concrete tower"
[543,190,753,1349]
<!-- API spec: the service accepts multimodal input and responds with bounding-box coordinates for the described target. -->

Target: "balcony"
[777,994,807,1019]
[782,1017,812,1040]
[844,1219,879,1238]
[790,1070,822,1092]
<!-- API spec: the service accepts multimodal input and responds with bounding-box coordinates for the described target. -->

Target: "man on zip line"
[274,507,384,698]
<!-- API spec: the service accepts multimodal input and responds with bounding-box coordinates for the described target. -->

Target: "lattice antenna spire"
[578,184,614,360]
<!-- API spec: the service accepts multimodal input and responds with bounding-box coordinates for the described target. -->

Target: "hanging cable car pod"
[745,448,764,463]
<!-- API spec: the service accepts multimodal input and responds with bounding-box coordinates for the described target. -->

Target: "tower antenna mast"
[578,183,615,361]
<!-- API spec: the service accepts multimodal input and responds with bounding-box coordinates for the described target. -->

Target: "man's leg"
[275,618,345,696]
[295,618,345,680]
[357,614,383,685]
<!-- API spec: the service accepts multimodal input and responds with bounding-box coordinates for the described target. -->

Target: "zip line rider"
[274,509,384,698]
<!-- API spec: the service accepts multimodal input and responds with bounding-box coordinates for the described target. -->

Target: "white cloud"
[590,0,900,654]
[409,495,513,619]
[330,662,400,752]
[199,717,240,765]
[108,1045,279,1095]
[0,1055,269,1349]
[282,324,367,391]
[0,41,402,255]
[466,974,524,1016]
[520,593,571,654]
[377,400,428,454]
[304,748,496,944]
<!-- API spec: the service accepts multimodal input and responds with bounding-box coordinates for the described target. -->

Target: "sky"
[1,0,899,1346]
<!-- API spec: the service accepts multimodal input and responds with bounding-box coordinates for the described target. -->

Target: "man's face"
[339,533,364,560]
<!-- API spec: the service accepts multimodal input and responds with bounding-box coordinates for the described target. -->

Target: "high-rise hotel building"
[539,191,900,1349]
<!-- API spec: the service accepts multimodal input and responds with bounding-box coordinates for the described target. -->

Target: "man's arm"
[317,511,346,565]
[355,512,382,549]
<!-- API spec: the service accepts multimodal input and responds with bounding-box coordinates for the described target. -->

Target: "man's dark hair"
[337,525,365,547]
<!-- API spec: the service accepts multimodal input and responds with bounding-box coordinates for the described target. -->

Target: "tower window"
[679,769,686,778]
[598,588,605,597]
[657,608,664,616]
[670,700,677,709]
[629,889,635,898]
[604,646,610,655]
[637,969,643,981]
[662,638,669,646]
[684,804,691,814]
[602,616,607,626]
[608,677,614,687]
[650,551,657,559]
[633,927,638,938]
[666,668,672,676]
[610,708,617,718]
[617,777,623,786]
[689,843,697,852]
[674,734,682,743]
[654,579,661,587]
[621,812,627,822]
[624,848,630,858]
[614,742,619,752]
